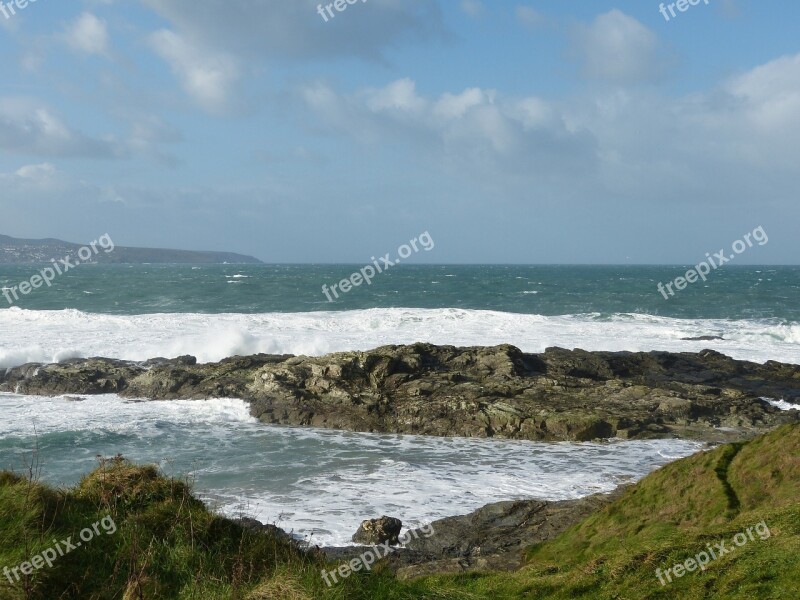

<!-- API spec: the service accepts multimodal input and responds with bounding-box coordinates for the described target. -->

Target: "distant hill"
[0,234,263,264]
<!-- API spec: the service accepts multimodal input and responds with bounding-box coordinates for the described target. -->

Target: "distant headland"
[0,234,263,265]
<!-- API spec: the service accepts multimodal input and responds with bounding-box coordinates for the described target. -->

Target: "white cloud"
[725,53,800,130]
[297,48,800,197]
[149,29,239,114]
[434,88,493,119]
[365,78,427,113]
[0,98,120,158]
[140,0,446,61]
[15,163,56,180]
[64,13,110,56]
[705,53,800,169]
[513,97,558,130]
[300,78,595,178]
[571,10,663,83]
[135,1,442,116]
[0,163,63,197]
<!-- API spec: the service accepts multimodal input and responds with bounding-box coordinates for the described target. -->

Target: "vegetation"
[1,425,798,599]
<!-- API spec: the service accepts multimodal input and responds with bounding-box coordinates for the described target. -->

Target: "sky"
[0,0,798,264]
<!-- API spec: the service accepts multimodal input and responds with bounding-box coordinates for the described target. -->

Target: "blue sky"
[1,0,798,263]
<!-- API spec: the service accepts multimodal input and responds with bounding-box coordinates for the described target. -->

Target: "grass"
[0,455,465,599]
[423,423,800,599]
[0,425,798,599]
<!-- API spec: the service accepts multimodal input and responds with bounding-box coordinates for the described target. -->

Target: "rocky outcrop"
[1,354,287,399]
[323,490,625,578]
[1,358,142,396]
[245,345,800,442]
[352,516,402,545]
[391,491,624,577]
[2,344,798,442]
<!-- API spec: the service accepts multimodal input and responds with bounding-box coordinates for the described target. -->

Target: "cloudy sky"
[1,0,798,263]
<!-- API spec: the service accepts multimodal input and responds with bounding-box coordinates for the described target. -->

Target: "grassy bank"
[1,425,798,599]
[426,423,800,599]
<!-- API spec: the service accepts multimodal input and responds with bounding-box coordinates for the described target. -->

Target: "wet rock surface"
[352,516,403,545]
[2,344,798,442]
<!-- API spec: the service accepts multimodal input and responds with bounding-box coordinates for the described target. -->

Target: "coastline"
[3,344,798,444]
[1,345,798,592]
[3,342,798,551]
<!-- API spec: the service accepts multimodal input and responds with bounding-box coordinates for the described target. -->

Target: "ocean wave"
[0,307,798,369]
[761,397,800,411]
[0,394,704,546]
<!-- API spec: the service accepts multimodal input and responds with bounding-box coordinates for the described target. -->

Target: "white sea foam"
[0,394,705,546]
[761,397,800,411]
[0,307,798,369]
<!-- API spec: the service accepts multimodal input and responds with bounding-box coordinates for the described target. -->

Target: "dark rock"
[384,489,625,578]
[681,336,725,341]
[0,358,143,396]
[2,344,798,443]
[318,545,378,562]
[140,355,198,368]
[352,516,402,545]
[232,517,294,542]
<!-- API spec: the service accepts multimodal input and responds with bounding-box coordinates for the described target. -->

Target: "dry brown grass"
[245,574,314,600]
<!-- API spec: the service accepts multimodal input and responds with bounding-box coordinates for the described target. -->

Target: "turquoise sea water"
[1,264,798,319]
[1,264,797,545]
[0,393,706,546]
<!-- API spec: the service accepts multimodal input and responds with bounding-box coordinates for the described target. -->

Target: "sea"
[1,264,798,545]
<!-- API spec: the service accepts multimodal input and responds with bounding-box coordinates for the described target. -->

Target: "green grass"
[0,456,467,599]
[422,423,800,599]
[1,426,798,599]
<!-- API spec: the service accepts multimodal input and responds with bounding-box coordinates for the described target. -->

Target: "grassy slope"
[0,426,798,599]
[421,423,800,599]
[0,457,459,600]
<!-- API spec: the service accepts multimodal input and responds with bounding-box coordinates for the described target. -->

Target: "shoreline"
[3,342,798,545]
[2,343,798,444]
[0,394,705,548]
[1,344,797,585]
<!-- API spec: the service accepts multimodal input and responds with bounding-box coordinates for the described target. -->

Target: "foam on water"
[1,307,799,369]
[0,394,705,546]
[762,397,800,411]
